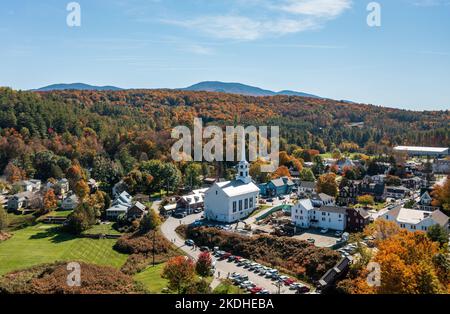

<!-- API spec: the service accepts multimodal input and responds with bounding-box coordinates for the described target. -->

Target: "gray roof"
[270,178,285,187]
[431,210,449,226]
[312,193,335,202]
[133,201,147,211]
[299,181,316,189]
[319,206,347,214]
[353,207,370,219]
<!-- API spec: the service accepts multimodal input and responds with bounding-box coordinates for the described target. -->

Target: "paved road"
[160,213,294,294]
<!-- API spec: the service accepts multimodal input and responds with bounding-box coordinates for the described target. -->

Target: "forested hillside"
[0,87,448,181]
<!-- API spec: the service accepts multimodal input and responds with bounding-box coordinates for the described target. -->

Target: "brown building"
[346,207,370,232]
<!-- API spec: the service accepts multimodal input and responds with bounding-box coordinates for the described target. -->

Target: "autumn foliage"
[162,256,195,293]
[343,220,450,294]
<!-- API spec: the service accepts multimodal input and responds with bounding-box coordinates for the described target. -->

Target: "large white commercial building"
[291,199,346,231]
[383,206,449,232]
[204,145,260,223]
[393,146,449,157]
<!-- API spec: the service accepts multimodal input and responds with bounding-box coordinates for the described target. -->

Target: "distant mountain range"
[33,83,123,91]
[182,81,320,98]
[32,81,320,98]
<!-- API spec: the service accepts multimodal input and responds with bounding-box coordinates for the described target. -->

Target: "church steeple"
[236,135,251,184]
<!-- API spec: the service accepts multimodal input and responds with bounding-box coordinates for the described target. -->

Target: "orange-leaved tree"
[162,256,195,293]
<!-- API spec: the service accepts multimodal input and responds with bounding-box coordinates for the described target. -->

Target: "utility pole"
[272,281,282,294]
[152,229,156,266]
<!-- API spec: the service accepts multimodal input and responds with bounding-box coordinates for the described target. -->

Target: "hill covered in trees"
[0,87,448,185]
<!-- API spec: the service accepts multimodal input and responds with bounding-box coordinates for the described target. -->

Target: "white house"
[384,206,449,232]
[433,159,450,174]
[19,179,41,192]
[204,144,260,223]
[310,193,335,207]
[417,190,439,212]
[385,186,411,199]
[61,193,79,210]
[297,181,316,195]
[291,199,347,231]
[106,191,133,219]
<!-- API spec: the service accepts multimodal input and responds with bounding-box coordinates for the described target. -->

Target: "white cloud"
[164,15,320,41]
[162,0,352,40]
[278,0,352,18]
[411,0,450,6]
[182,44,214,55]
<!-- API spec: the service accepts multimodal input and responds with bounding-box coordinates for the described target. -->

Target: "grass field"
[213,280,244,294]
[49,210,73,217]
[133,263,169,293]
[0,224,128,276]
[6,213,36,231]
[82,223,122,235]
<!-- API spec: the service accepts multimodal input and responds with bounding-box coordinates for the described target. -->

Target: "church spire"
[236,130,251,184]
[240,130,246,162]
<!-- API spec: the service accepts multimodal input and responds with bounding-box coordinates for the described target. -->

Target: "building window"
[239,200,242,211]
[244,198,248,210]
[249,197,253,208]
[233,201,237,213]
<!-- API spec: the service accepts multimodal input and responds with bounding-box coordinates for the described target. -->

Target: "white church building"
[204,145,260,223]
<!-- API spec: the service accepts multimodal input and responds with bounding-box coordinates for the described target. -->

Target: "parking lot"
[293,229,341,248]
[209,249,309,294]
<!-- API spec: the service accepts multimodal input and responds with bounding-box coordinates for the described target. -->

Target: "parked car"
[237,259,248,266]
[239,281,253,289]
[284,278,295,286]
[199,246,210,252]
[257,289,270,294]
[278,195,285,200]
[320,228,329,234]
[193,208,202,214]
[249,287,263,294]
[296,285,311,294]
[220,252,232,260]
[185,239,195,246]
[173,212,186,218]
[335,231,343,237]
[227,255,236,262]
[266,198,274,202]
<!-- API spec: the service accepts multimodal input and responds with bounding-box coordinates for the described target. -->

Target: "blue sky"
[0,0,449,110]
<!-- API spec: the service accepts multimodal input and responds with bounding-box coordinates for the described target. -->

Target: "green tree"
[64,202,97,234]
[184,163,202,189]
[357,194,375,206]
[316,173,338,197]
[92,156,123,189]
[299,168,315,182]
[312,155,325,176]
[0,205,9,231]
[139,209,161,233]
[427,224,449,247]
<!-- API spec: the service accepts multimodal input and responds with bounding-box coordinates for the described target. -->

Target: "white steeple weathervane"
[236,131,251,184]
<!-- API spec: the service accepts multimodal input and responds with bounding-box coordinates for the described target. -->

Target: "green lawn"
[0,224,128,276]
[133,263,169,293]
[6,213,36,231]
[213,280,245,294]
[50,210,73,217]
[249,205,271,218]
[82,223,122,235]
